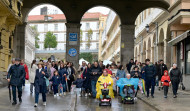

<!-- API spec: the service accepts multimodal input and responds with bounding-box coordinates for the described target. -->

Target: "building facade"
[28,12,106,61]
[99,11,121,63]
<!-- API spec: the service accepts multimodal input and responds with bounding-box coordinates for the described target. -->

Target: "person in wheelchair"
[96,70,114,99]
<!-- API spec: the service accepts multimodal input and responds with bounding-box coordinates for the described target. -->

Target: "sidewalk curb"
[137,96,161,111]
[70,94,77,111]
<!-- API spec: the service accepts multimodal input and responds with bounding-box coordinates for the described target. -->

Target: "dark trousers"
[12,85,22,102]
[91,80,97,98]
[22,78,25,86]
[67,80,72,92]
[145,78,155,96]
[53,85,58,94]
[172,81,179,95]
[163,86,169,96]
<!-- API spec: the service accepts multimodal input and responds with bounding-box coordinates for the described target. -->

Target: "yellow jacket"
[96,75,114,99]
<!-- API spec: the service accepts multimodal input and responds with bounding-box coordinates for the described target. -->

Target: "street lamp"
[145,24,150,33]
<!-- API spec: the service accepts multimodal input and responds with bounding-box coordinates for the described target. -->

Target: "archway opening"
[80,6,121,64]
[158,28,164,60]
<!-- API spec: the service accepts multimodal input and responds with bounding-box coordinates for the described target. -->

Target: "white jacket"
[29,64,38,83]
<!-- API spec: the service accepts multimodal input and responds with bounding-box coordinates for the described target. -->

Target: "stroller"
[117,78,139,104]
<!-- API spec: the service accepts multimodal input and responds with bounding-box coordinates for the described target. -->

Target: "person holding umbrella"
[7,58,26,105]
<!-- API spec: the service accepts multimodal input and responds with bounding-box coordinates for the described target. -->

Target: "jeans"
[75,88,81,96]
[91,80,97,98]
[12,85,22,102]
[60,83,66,93]
[163,86,169,96]
[145,78,155,96]
[172,81,179,95]
[53,85,58,94]
[30,83,34,93]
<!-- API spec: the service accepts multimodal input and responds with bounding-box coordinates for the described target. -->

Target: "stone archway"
[158,28,164,60]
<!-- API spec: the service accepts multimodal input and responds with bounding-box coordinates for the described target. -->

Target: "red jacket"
[161,70,171,86]
[21,63,29,80]
[105,69,112,75]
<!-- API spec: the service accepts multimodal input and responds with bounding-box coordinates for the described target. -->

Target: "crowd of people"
[6,57,183,107]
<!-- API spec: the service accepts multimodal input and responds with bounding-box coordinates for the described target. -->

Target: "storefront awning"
[168,30,190,46]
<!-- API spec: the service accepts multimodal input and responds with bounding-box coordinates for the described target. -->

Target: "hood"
[164,70,168,76]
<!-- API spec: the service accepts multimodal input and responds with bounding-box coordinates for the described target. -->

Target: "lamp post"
[145,22,158,62]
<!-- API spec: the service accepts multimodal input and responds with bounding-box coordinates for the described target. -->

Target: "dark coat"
[34,69,49,93]
[158,64,168,76]
[89,65,102,81]
[82,68,91,89]
[7,64,25,86]
[144,64,156,80]
[50,75,60,86]
[59,68,68,84]
[170,68,182,83]
[131,71,141,79]
[127,62,134,73]
[73,78,85,88]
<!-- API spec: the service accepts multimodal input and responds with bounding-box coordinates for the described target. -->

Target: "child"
[161,70,171,98]
[73,75,85,97]
[50,70,60,97]
[111,73,117,95]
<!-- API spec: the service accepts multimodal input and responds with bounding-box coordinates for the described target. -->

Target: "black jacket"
[90,66,102,80]
[73,78,85,88]
[7,64,25,86]
[131,71,141,79]
[158,64,168,76]
[170,68,181,82]
[144,64,156,80]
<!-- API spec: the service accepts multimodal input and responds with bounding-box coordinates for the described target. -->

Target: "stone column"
[65,23,81,69]
[13,23,26,60]
[120,25,135,65]
[164,39,171,67]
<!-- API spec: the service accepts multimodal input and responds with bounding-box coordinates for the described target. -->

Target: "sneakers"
[43,102,46,106]
[59,93,62,96]
[12,101,17,105]
[134,97,137,101]
[64,92,66,96]
[164,96,167,98]
[54,95,56,98]
[56,93,59,97]
[151,95,154,98]
[173,95,177,98]
[34,103,38,107]
[85,93,87,97]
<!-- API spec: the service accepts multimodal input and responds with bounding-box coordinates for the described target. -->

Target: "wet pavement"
[0,84,156,111]
[76,96,156,111]
[0,84,75,111]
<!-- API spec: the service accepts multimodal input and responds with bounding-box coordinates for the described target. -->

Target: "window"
[86,44,89,50]
[85,23,90,30]
[54,34,58,40]
[96,43,99,49]
[64,34,66,41]
[34,25,38,30]
[54,24,58,31]
[85,33,88,40]
[96,33,99,40]
[44,24,48,32]
[64,44,66,50]
[97,22,99,29]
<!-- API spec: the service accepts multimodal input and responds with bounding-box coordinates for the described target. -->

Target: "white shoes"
[34,103,38,107]
[43,102,46,106]
[54,95,56,98]
[56,93,59,97]
[85,93,87,97]
[64,92,66,96]
[134,97,137,101]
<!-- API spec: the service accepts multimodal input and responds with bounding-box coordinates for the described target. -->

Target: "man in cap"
[7,58,26,105]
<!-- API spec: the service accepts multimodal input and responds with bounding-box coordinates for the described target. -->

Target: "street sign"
[69,33,78,45]
[68,48,77,57]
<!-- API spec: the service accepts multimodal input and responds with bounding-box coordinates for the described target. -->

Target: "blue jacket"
[59,68,68,84]
[144,64,156,80]
[50,75,60,86]
[73,78,85,88]
[116,70,126,79]
[7,64,25,86]
[34,69,49,93]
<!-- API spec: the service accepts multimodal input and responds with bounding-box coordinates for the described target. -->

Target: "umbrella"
[79,58,89,65]
[103,60,112,65]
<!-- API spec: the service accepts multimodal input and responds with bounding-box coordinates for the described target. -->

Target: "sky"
[28,5,110,15]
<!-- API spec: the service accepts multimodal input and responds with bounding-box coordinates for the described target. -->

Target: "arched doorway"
[158,28,164,61]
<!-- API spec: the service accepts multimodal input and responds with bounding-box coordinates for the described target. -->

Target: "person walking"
[34,62,49,107]
[7,58,25,105]
[143,59,156,98]
[158,60,168,90]
[127,59,134,73]
[20,59,29,88]
[82,63,92,96]
[170,64,182,98]
[161,70,171,98]
[116,65,126,80]
[90,61,102,98]
[66,62,75,92]
[59,63,68,96]
[29,60,38,94]
[50,70,60,97]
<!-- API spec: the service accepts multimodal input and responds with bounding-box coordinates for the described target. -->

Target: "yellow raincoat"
[96,74,114,99]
